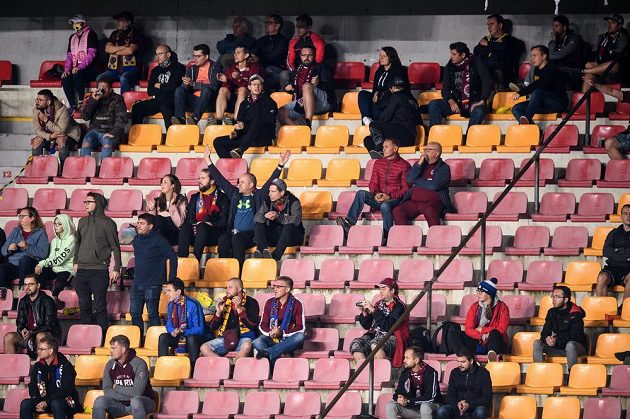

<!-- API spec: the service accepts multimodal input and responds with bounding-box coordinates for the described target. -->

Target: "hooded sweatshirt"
[74,193,121,272]
[103,349,155,405]
[37,214,75,273]
[147,52,186,101]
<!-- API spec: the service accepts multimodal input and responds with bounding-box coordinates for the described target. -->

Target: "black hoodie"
[147,52,186,102]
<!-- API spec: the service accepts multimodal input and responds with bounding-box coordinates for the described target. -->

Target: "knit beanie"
[478,277,498,298]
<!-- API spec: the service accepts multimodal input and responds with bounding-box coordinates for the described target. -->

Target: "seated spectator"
[337,138,410,237]
[61,14,99,111]
[172,44,216,126]
[548,15,584,88]
[437,347,492,419]
[146,174,187,245]
[0,207,48,287]
[351,278,409,368]
[35,214,75,297]
[213,75,277,158]
[96,11,142,94]
[177,168,227,261]
[392,143,455,227]
[4,274,60,358]
[533,285,587,372]
[132,45,186,129]
[253,276,305,364]
[80,77,127,162]
[210,16,257,92]
[158,279,208,368]
[278,46,333,127]
[582,14,628,92]
[32,89,82,166]
[596,204,630,302]
[20,335,82,418]
[201,277,259,359]
[387,346,441,419]
[512,45,568,125]
[252,14,290,91]
[93,335,156,419]
[429,42,491,132]
[359,47,408,125]
[473,14,520,90]
[287,14,325,72]
[253,178,304,261]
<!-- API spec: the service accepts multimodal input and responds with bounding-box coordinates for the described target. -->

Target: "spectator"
[201,277,259,359]
[429,42,491,132]
[213,74,277,158]
[172,44,215,126]
[364,76,421,158]
[473,14,519,90]
[278,46,333,127]
[74,192,121,334]
[392,142,455,227]
[533,285,587,372]
[582,13,628,92]
[35,214,75,297]
[596,204,630,302]
[252,14,290,90]
[4,274,60,358]
[253,178,304,261]
[387,346,441,419]
[93,335,156,419]
[437,347,493,419]
[548,15,584,87]
[212,16,257,87]
[359,47,409,125]
[512,45,568,125]
[130,213,178,333]
[61,14,99,111]
[96,11,142,94]
[337,138,410,237]
[158,279,208,368]
[205,146,289,269]
[32,89,81,166]
[287,14,325,71]
[177,168,227,261]
[20,335,82,419]
[80,77,127,162]
[0,207,48,287]
[253,276,305,364]
[146,174,187,245]
[351,278,409,368]
[131,45,186,129]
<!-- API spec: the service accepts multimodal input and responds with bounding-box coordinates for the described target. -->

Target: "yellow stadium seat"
[505,331,540,363]
[306,126,350,154]
[541,397,580,419]
[559,364,607,395]
[486,361,521,393]
[496,395,537,419]
[427,125,462,152]
[516,363,563,394]
[582,296,617,327]
[496,124,540,153]
[530,296,552,326]
[560,261,600,292]
[135,326,167,357]
[333,92,361,120]
[488,92,527,120]
[250,158,281,183]
[300,191,333,220]
[74,390,104,419]
[284,159,322,186]
[398,125,424,154]
[268,125,312,153]
[271,91,293,108]
[156,125,200,152]
[584,226,615,256]
[193,125,234,152]
[317,159,361,187]
[613,298,630,327]
[417,91,442,107]
[75,355,110,386]
[120,124,162,152]
[458,124,501,153]
[344,125,371,154]
[196,258,240,288]
[171,257,199,287]
[241,258,277,288]
[150,356,191,387]
[94,325,141,355]
[587,333,630,364]
[610,193,630,223]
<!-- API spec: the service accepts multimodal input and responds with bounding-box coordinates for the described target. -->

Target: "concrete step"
[0,133,32,150]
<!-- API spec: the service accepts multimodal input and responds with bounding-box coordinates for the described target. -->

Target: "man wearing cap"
[62,15,99,111]
[350,278,409,368]
[548,15,584,87]
[429,42,491,134]
[213,74,278,159]
[582,13,628,92]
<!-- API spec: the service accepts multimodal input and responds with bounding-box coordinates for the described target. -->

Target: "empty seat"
[32,188,66,217]
[409,293,447,324]
[487,191,528,221]
[94,325,141,355]
[543,226,588,256]
[276,391,321,419]
[300,191,333,220]
[516,362,563,395]
[279,258,314,289]
[460,225,503,255]
[128,157,172,186]
[408,62,441,89]
[270,91,293,108]
[104,189,143,217]
[135,326,166,357]
[59,324,102,355]
[529,296,553,326]
[120,124,163,152]
[570,192,614,222]
[541,397,580,419]
[339,225,383,254]
[564,91,605,120]
[157,125,200,152]
[249,158,280,183]
[174,257,199,287]
[263,358,309,389]
[349,358,392,390]
[294,294,326,322]
[611,100,630,119]
[306,125,349,153]
[300,225,344,254]
[434,259,473,290]
[92,157,134,185]
[60,188,103,216]
[0,323,16,352]
[584,124,627,153]
[496,124,540,152]
[234,391,280,419]
[613,298,630,328]
[514,157,555,186]
[506,332,540,363]
[355,159,376,187]
[0,188,28,216]
[472,158,514,186]
[379,225,423,255]
[344,125,371,154]
[602,365,630,396]
[597,159,630,188]
[560,364,607,395]
[489,91,526,120]
[284,159,322,186]
[610,193,630,223]
[321,294,364,324]
[486,361,521,393]
[29,60,65,87]
[122,90,149,111]
[444,158,476,186]
[587,333,630,364]
[151,356,191,387]
[305,358,350,390]
[224,358,270,388]
[487,260,524,290]
[351,258,395,289]
[334,62,366,88]
[427,125,463,152]
[0,60,13,84]
[451,294,477,324]
[183,357,230,388]
[397,259,433,290]
[106,291,131,321]
[445,191,488,221]
[0,387,29,418]
[459,124,501,153]
[505,226,550,256]
[17,155,59,184]
[502,295,535,325]
[328,191,366,220]
[174,157,207,186]
[75,355,110,386]
[417,225,461,255]
[583,398,621,419]
[531,192,576,221]
[267,125,311,153]
[317,158,360,187]
[311,258,354,289]
[154,390,199,419]
[495,395,538,419]
[541,123,579,153]
[582,296,618,327]
[0,354,30,384]
[333,91,361,119]
[215,158,248,185]
[194,391,239,419]
[561,261,601,292]
[241,258,276,288]
[584,226,615,256]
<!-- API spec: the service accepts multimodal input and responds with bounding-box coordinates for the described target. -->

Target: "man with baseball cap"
[582,13,628,92]
[62,14,99,111]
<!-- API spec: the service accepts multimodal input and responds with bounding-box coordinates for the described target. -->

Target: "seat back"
[1,388,29,413]
[285,159,322,182]
[160,390,199,415]
[511,332,540,357]
[538,192,576,216]
[518,62,531,80]
[571,91,605,115]
[334,62,366,87]
[465,225,503,250]
[122,91,150,111]
[271,358,310,382]
[324,158,360,181]
[504,124,540,147]
[465,124,501,147]
[385,225,423,249]
[280,259,315,284]
[201,391,239,416]
[436,259,473,283]
[603,159,630,181]
[486,361,521,387]
[523,363,563,388]
[609,365,630,390]
[452,191,488,215]
[154,356,191,380]
[306,225,344,248]
[427,125,463,148]
[567,364,607,389]
[294,295,327,319]
[424,225,461,249]
[202,125,233,146]
[270,92,293,108]
[191,357,230,381]
[526,261,563,286]
[444,158,476,184]
[22,155,59,179]
[497,395,537,419]
[232,357,270,382]
[478,158,515,182]
[491,91,526,111]
[33,188,66,211]
[590,226,615,251]
[0,188,28,213]
[299,191,333,218]
[327,294,364,317]
[325,391,363,417]
[103,325,141,348]
[283,391,322,416]
[517,158,555,184]
[215,158,248,183]
[65,324,102,350]
[66,188,103,213]
[417,90,443,106]
[565,261,601,286]
[314,125,350,148]
[593,333,630,358]
[136,158,172,180]
[75,355,110,380]
[487,260,524,287]
[491,191,527,216]
[241,259,277,288]
[128,124,162,146]
[357,258,394,284]
[99,157,134,180]
[542,397,581,419]
[312,358,350,383]
[250,158,280,181]
[502,295,535,319]
[319,258,355,284]
[513,226,550,249]
[276,125,312,148]
[142,326,166,351]
[397,259,433,285]
[0,60,13,83]
[242,391,280,415]
[408,62,441,87]
[550,226,588,249]
[582,297,619,322]
[338,91,361,113]
[543,123,579,148]
[583,398,621,419]
[346,225,383,248]
[175,157,206,182]
[351,124,371,146]
[576,192,614,216]
[106,189,143,212]
[590,124,627,147]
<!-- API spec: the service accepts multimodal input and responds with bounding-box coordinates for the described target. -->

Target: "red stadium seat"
[597,160,630,188]
[350,258,394,289]
[503,295,535,325]
[349,359,392,390]
[334,327,366,359]
[105,189,143,217]
[334,61,366,88]
[122,91,150,112]
[328,191,367,220]
[279,258,314,288]
[397,259,433,290]
[304,358,350,390]
[32,188,66,217]
[324,391,362,418]
[294,294,325,322]
[153,391,198,419]
[584,124,627,153]
[544,226,588,256]
[296,327,339,358]
[311,258,354,289]
[52,156,96,184]
[0,354,31,384]
[0,61,13,84]
[360,62,380,89]
[519,260,563,291]
[434,259,473,290]
[514,158,555,187]
[339,225,383,254]
[563,91,605,120]
[106,291,130,321]
[472,158,514,187]
[487,192,527,221]
[128,158,172,186]
[417,225,461,255]
[16,156,58,184]
[321,294,364,324]
[235,391,280,419]
[0,188,28,216]
[57,290,80,319]
[518,62,531,81]
[583,398,621,419]
[531,192,576,221]
[444,158,476,186]
[276,391,321,419]
[445,191,488,221]
[487,260,524,290]
[59,324,102,355]
[91,157,134,185]
[0,388,28,417]
[570,192,614,222]
[408,62,441,89]
[215,158,248,185]
[356,158,377,187]
[263,358,309,389]
[0,323,16,353]
[223,358,270,389]
[452,294,478,324]
[29,61,65,87]
[61,188,103,216]
[460,225,503,255]
[409,293,447,324]
[194,391,239,419]
[602,365,630,396]
[610,100,630,119]
[139,61,159,88]
[379,225,423,255]
[175,157,206,186]
[505,226,550,256]
[558,159,602,187]
[300,225,344,254]
[541,123,579,153]
[184,357,229,388]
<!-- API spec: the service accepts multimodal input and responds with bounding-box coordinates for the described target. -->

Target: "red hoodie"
[369,154,411,199]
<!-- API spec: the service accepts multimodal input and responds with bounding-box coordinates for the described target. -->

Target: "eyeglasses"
[24,282,38,287]
[83,200,96,205]
[17,214,30,219]
[193,54,205,58]
[53,222,63,226]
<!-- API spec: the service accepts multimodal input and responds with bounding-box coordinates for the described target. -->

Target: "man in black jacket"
[213,75,278,158]
[131,45,186,129]
[548,15,584,87]
[533,285,587,371]
[437,347,492,419]
[429,42,491,132]
[473,14,520,90]
[172,44,216,126]
[4,274,60,358]
[596,204,630,301]
[252,14,289,91]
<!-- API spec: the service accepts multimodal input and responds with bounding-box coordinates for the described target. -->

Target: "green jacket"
[37,214,75,273]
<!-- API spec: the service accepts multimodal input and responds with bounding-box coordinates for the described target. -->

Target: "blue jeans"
[346,190,400,234]
[437,405,489,419]
[253,332,305,363]
[512,89,568,122]
[81,130,114,160]
[130,284,162,331]
[428,99,486,131]
[97,68,139,94]
[174,85,215,121]
[358,90,383,120]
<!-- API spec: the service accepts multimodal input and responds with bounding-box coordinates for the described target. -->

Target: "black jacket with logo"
[540,301,587,348]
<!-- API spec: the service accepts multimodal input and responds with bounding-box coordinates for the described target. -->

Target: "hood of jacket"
[88,192,108,217]
[54,214,75,240]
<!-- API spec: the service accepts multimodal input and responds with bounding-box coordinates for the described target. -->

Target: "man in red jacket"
[286,14,325,72]
[337,138,410,237]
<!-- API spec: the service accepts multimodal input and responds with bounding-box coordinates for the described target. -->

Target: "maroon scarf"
[454,57,471,111]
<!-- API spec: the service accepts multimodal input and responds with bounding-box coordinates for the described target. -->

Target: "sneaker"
[369,150,384,159]
[63,307,81,316]
[508,82,521,92]
[487,350,498,362]
[223,115,234,125]
[518,116,530,125]
[255,349,269,360]
[206,115,218,125]
[185,116,198,126]
[336,216,355,235]
[170,116,184,125]
[262,249,274,259]
[229,148,243,158]
[362,116,372,126]
[253,250,263,258]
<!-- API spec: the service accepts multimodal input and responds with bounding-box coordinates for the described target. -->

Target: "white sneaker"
[487,350,499,362]
[362,117,372,126]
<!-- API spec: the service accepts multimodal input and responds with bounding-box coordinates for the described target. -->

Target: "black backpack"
[432,321,462,355]
[409,326,433,353]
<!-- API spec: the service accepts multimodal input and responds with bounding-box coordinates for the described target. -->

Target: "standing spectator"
[0,207,48,287]
[210,16,257,92]
[172,44,215,126]
[473,14,519,90]
[73,192,121,334]
[35,214,75,297]
[145,174,187,245]
[287,14,325,71]
[131,45,186,129]
[80,77,127,162]
[582,13,628,92]
[252,14,290,90]
[61,14,99,111]
[253,178,304,261]
[130,214,178,334]
[596,204,630,301]
[548,15,584,87]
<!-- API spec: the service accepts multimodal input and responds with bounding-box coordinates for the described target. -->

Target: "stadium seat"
[135,326,166,357]
[396,259,432,290]
[321,294,364,324]
[409,293,447,324]
[128,158,172,186]
[306,125,350,153]
[194,391,239,419]
[496,395,537,419]
[443,158,476,186]
[122,91,149,112]
[311,258,355,289]
[408,62,441,89]
[610,193,630,222]
[458,124,501,153]
[417,90,442,109]
[299,190,333,220]
[241,258,276,288]
[541,397,580,419]
[234,391,280,419]
[284,158,322,186]
[263,358,309,389]
[587,333,630,364]
[427,125,462,152]
[355,159,376,187]
[60,188,103,217]
[0,387,28,418]
[192,125,234,152]
[486,361,521,392]
[16,155,59,184]
[516,362,563,395]
[560,364,607,395]
[506,331,540,363]
[75,355,110,386]
[348,358,392,390]
[543,226,588,256]
[94,325,141,355]
[59,324,102,355]
[561,261,601,292]
[417,225,461,255]
[0,187,27,216]
[104,189,143,217]
[502,295,535,325]
[613,298,630,328]
[584,124,627,153]
[602,365,630,396]
[267,125,311,153]
[32,188,66,217]
[459,225,503,255]
[541,123,579,153]
[583,398,621,419]
[514,157,555,187]
[584,226,615,256]
[0,60,13,84]
[434,259,473,290]
[333,327,366,360]
[487,260,524,290]
[224,357,270,388]
[472,158,514,187]
[610,100,630,119]
[249,158,279,182]
[0,354,29,384]
[0,323,16,352]
[91,157,134,185]
[215,158,248,185]
[505,226,550,255]
[563,91,605,120]
[378,225,423,255]
[570,192,614,222]
[530,296,553,326]
[339,225,383,254]
[120,124,163,152]
[294,294,326,322]
[558,158,602,188]
[172,257,198,287]
[581,296,617,328]
[270,91,293,108]
[300,225,344,254]
[597,159,630,188]
[451,294,478,324]
[51,156,96,184]
[496,124,540,153]
[184,357,230,388]
[334,62,366,88]
[295,327,338,357]
[328,191,366,220]
[304,358,350,390]
[343,125,371,154]
[276,391,321,419]
[154,390,199,419]
[445,191,488,221]
[29,60,65,87]
[151,356,191,387]
[173,157,206,186]
[333,91,361,119]
[531,192,576,222]
[360,62,380,90]
[487,191,527,221]
[317,158,360,187]
[488,92,526,120]
[278,259,314,289]
[106,291,131,321]
[350,258,395,288]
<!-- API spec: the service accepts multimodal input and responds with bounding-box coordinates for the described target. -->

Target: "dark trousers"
[254,222,304,260]
[453,329,508,355]
[61,66,95,108]
[0,255,38,287]
[131,97,176,129]
[213,122,274,158]
[512,89,568,122]
[358,90,383,120]
[130,284,162,333]
[174,86,215,121]
[177,223,222,261]
[364,121,416,153]
[153,215,180,246]
[158,332,203,368]
[217,230,255,270]
[438,405,489,419]
[75,269,109,335]
[20,398,74,419]
[428,99,487,131]
[392,199,443,227]
[38,268,73,297]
